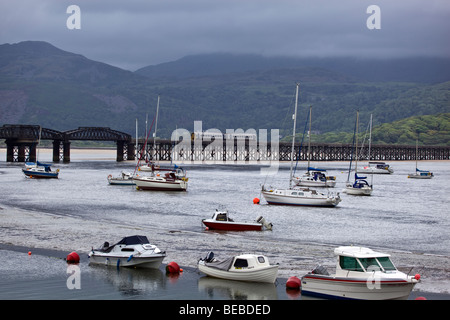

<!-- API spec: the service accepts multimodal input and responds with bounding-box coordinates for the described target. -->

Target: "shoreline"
[1,203,449,299]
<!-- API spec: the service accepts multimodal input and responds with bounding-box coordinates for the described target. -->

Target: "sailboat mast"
[289,83,299,188]
[307,105,312,171]
[368,114,372,161]
[355,111,359,174]
[153,95,160,161]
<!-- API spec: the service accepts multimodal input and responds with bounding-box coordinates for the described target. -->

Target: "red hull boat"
[202,210,272,232]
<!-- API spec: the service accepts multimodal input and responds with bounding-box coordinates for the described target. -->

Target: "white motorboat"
[133,167,188,191]
[359,161,394,174]
[301,246,420,300]
[261,186,341,207]
[261,84,341,207]
[88,235,166,268]
[198,252,278,283]
[107,171,135,185]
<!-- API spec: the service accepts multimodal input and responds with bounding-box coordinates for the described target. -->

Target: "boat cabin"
[231,254,270,270]
[211,210,234,222]
[334,246,397,276]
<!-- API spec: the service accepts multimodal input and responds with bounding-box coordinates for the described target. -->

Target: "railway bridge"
[1,124,449,162]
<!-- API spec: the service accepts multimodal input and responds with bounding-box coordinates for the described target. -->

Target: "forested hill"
[0,41,449,144]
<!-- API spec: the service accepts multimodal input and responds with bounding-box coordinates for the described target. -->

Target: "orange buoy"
[166,261,181,274]
[253,197,260,204]
[28,251,32,255]
[66,251,80,264]
[286,276,301,290]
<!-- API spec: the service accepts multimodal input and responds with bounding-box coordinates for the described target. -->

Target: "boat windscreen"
[376,256,396,271]
[115,235,150,245]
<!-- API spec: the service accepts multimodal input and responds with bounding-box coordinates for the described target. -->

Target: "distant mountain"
[0,41,142,86]
[136,53,450,83]
[0,41,449,144]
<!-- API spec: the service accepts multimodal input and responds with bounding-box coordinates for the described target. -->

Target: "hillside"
[312,113,450,146]
[0,41,449,144]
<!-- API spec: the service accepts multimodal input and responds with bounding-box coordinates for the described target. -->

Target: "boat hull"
[22,169,59,179]
[408,174,433,179]
[202,219,263,231]
[261,190,340,207]
[89,253,165,269]
[133,177,187,191]
[198,263,278,283]
[344,186,372,196]
[301,274,416,300]
[108,178,135,185]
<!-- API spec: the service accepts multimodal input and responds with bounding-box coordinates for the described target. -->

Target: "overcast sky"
[1,0,449,70]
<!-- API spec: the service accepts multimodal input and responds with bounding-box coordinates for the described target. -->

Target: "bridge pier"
[5,139,37,162]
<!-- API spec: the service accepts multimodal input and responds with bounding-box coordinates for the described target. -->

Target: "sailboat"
[261,84,341,207]
[359,114,394,174]
[293,106,337,187]
[344,111,373,196]
[22,126,60,179]
[107,119,137,186]
[133,96,188,191]
[408,139,433,179]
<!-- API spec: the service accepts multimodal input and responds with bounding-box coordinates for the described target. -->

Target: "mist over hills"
[0,41,449,144]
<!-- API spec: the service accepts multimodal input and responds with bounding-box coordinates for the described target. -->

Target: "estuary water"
[0,148,449,299]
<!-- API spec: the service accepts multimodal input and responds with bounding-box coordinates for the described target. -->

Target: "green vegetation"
[1,42,449,146]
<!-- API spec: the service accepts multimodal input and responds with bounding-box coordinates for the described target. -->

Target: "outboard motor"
[256,216,273,231]
[204,251,215,262]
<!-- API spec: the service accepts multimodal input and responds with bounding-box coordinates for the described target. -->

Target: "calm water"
[0,149,449,299]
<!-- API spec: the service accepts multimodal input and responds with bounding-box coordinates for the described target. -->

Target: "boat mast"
[36,126,42,167]
[153,95,160,162]
[355,111,359,175]
[307,105,312,172]
[289,83,299,188]
[368,114,372,161]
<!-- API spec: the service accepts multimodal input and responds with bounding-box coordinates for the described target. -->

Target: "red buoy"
[166,261,181,274]
[66,251,80,264]
[286,276,301,290]
[253,197,260,204]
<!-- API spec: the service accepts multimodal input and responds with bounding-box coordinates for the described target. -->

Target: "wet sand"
[1,204,449,299]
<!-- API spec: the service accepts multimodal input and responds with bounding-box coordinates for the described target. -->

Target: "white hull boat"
[359,162,393,174]
[198,252,278,283]
[261,84,341,208]
[88,235,166,268]
[294,170,337,187]
[344,174,373,196]
[408,141,433,179]
[262,186,341,207]
[107,172,135,185]
[344,112,373,196]
[408,170,434,179]
[133,168,188,191]
[301,246,420,300]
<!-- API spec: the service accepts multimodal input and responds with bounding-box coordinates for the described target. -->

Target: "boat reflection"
[89,264,166,297]
[198,276,278,300]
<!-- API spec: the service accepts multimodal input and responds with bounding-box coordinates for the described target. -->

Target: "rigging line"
[133,113,157,176]
[293,106,310,176]
[346,113,358,183]
[262,86,297,186]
